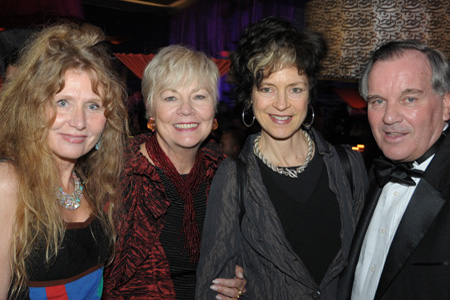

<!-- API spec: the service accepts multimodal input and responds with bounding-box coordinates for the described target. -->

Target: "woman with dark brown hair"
[197,17,368,300]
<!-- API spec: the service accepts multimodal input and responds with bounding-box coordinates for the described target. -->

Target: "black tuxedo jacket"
[339,133,450,300]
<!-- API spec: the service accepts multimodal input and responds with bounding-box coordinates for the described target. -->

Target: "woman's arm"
[0,162,18,299]
[196,159,243,299]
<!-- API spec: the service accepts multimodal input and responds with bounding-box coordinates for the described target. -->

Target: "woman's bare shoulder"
[0,161,19,204]
[0,161,18,298]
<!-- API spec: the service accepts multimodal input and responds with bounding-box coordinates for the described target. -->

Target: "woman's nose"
[68,106,87,129]
[178,99,195,115]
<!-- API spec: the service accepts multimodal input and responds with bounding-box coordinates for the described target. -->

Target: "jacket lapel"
[374,180,446,300]
[374,134,450,300]
[243,147,315,286]
[338,180,382,299]
[351,182,382,265]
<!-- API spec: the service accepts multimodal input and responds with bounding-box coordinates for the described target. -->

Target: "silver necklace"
[56,171,83,210]
[253,130,314,178]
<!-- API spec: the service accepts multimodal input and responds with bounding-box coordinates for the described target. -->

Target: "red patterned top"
[103,133,224,299]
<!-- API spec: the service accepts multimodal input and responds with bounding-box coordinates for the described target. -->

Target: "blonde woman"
[103,45,246,300]
[0,22,128,299]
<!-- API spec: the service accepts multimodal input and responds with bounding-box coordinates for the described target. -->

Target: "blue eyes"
[88,103,101,110]
[57,99,69,107]
[370,97,416,104]
[55,99,102,111]
[370,99,384,105]
[164,95,207,101]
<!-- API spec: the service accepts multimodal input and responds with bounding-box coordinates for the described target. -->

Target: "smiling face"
[47,69,107,165]
[252,66,309,141]
[152,81,215,154]
[367,50,450,162]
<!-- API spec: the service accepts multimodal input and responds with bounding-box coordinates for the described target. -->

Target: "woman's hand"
[210,265,246,299]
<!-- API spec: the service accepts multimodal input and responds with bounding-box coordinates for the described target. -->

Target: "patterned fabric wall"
[306,0,450,80]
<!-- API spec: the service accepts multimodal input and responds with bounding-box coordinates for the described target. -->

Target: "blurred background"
[1,0,449,166]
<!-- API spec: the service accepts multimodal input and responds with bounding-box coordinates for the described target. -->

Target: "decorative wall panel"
[306,0,450,80]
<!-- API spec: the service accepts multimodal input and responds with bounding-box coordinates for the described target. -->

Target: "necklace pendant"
[285,168,298,178]
[58,193,81,210]
[57,172,83,210]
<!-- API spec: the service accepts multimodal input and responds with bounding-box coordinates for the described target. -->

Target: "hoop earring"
[302,104,315,130]
[242,103,255,128]
[147,118,156,132]
[212,118,218,131]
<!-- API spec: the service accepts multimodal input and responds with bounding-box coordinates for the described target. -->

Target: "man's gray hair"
[359,40,450,100]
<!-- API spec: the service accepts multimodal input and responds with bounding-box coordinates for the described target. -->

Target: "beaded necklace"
[56,171,83,210]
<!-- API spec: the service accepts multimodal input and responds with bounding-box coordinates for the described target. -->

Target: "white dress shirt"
[351,156,433,300]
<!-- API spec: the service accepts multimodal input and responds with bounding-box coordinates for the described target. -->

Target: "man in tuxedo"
[339,40,450,300]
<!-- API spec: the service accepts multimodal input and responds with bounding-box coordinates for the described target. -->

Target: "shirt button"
[312,290,321,299]
[380,228,385,234]
[370,267,375,272]
[394,191,399,196]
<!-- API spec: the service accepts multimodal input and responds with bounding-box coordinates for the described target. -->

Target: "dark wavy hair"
[230,16,327,108]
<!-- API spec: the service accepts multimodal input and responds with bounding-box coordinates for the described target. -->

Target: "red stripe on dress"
[45,285,69,300]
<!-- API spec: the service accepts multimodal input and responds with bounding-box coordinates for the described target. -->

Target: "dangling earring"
[302,104,315,130]
[147,118,156,132]
[242,102,255,128]
[212,118,219,131]
[95,138,101,150]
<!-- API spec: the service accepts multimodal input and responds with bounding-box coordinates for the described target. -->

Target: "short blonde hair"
[141,45,220,118]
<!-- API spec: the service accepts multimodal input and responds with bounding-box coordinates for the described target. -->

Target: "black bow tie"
[373,127,448,187]
[373,159,424,187]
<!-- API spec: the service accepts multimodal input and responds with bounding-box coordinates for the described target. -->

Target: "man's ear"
[443,93,450,122]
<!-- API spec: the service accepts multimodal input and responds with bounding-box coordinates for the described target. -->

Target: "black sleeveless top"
[18,215,112,300]
[26,215,110,282]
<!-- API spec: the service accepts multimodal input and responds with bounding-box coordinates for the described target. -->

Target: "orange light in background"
[352,144,365,152]
[108,35,131,45]
[0,28,5,31]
